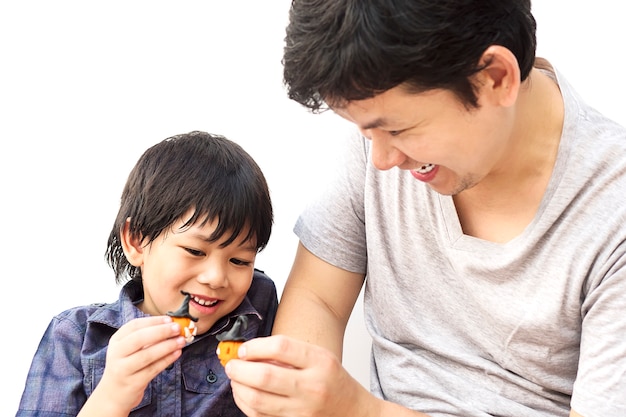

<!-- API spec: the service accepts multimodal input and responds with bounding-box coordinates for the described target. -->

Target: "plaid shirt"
[17,269,277,417]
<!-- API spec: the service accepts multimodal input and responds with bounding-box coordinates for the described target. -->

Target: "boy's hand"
[78,316,185,416]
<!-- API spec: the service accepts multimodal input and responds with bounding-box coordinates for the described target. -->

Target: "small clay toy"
[216,315,249,366]
[167,291,199,343]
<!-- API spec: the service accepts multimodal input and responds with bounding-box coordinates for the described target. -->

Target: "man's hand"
[225,334,375,417]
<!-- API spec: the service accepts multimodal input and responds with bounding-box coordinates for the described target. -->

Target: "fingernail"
[238,345,246,358]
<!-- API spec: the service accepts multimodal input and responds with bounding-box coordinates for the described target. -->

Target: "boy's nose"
[196,265,228,289]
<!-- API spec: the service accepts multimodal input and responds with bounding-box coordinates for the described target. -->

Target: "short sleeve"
[294,130,368,274]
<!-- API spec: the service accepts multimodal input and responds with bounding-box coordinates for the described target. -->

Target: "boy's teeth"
[193,296,217,306]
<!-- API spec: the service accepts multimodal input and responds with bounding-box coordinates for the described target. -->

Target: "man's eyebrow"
[361,117,390,130]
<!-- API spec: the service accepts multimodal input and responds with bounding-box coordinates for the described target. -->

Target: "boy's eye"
[185,248,205,257]
[230,258,252,267]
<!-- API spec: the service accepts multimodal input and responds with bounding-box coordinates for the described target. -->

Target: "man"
[225,1,626,416]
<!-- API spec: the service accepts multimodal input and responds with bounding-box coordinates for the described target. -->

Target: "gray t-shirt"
[294,68,626,417]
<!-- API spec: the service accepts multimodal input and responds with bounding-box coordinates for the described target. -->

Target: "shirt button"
[206,370,218,384]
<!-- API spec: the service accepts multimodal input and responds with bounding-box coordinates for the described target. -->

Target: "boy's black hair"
[283,0,536,111]
[105,131,273,284]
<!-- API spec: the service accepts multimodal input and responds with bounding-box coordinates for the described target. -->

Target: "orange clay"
[217,340,244,366]
[171,317,190,336]
[171,316,197,342]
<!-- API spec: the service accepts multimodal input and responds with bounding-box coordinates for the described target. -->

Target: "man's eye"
[389,130,401,136]
[230,258,252,266]
[185,248,205,257]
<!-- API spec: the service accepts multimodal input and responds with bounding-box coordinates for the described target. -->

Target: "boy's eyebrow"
[190,231,258,252]
[238,243,259,253]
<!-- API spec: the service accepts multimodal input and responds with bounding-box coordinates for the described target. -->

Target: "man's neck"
[453,65,565,242]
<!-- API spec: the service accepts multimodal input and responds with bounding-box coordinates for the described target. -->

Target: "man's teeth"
[193,296,218,306]
[416,163,435,174]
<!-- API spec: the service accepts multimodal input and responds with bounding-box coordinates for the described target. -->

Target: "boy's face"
[332,82,516,196]
[130,211,257,335]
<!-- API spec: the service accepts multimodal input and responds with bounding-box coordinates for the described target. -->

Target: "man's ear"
[476,45,521,107]
[120,218,144,267]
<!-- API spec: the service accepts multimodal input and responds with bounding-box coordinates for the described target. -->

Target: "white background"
[2,1,624,414]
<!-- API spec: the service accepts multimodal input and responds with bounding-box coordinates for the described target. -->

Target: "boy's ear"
[120,218,144,267]
[476,45,521,107]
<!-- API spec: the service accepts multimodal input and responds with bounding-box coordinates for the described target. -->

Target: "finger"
[107,319,184,376]
[111,317,181,354]
[230,378,290,417]
[239,335,329,370]
[131,338,184,379]
[106,334,185,384]
[133,334,185,371]
[227,358,301,398]
[110,315,176,341]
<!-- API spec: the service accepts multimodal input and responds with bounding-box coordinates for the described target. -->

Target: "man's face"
[332,84,516,196]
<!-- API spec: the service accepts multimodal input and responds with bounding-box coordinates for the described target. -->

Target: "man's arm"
[272,242,365,359]
[227,243,432,416]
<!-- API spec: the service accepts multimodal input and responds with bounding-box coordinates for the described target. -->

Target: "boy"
[225,1,626,417]
[17,131,276,417]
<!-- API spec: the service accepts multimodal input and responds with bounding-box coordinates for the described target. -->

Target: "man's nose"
[364,129,405,171]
